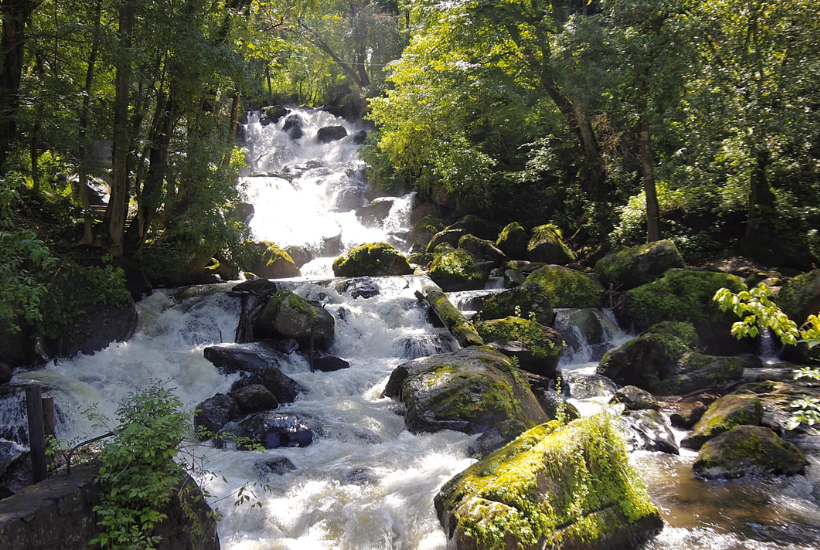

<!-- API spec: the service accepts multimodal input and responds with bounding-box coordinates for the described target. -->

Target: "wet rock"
[256,456,297,477]
[531,388,581,422]
[423,289,483,348]
[595,240,685,291]
[527,224,575,265]
[275,338,299,354]
[317,125,347,143]
[693,425,808,479]
[504,268,527,287]
[254,290,335,350]
[194,393,241,438]
[476,317,564,378]
[230,365,304,405]
[229,383,279,413]
[222,412,315,449]
[621,409,679,454]
[554,308,619,359]
[344,468,375,485]
[610,386,660,411]
[320,233,344,256]
[337,277,380,299]
[52,300,138,359]
[285,245,315,268]
[283,114,303,139]
[351,130,367,144]
[260,105,288,126]
[233,279,279,294]
[466,419,529,459]
[479,282,554,326]
[670,400,708,429]
[435,416,663,550]
[355,199,394,227]
[457,234,507,267]
[335,187,366,211]
[681,394,764,450]
[525,264,602,308]
[384,347,547,435]
[312,355,350,372]
[396,333,457,360]
[559,371,618,400]
[495,222,529,260]
[203,341,289,375]
[245,241,301,279]
[333,242,413,277]
[429,249,488,291]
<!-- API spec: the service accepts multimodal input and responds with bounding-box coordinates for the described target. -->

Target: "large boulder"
[611,386,660,411]
[595,240,685,291]
[220,412,315,449]
[229,383,279,413]
[424,289,483,348]
[254,290,335,350]
[332,242,413,277]
[434,415,663,550]
[383,347,548,434]
[458,234,507,266]
[681,394,764,450]
[476,317,564,378]
[615,269,749,353]
[426,228,468,252]
[480,282,554,326]
[525,265,602,308]
[445,215,501,241]
[246,241,301,279]
[407,216,446,252]
[317,125,348,143]
[284,245,315,268]
[692,425,808,479]
[495,222,530,259]
[194,393,241,438]
[282,114,303,139]
[429,249,488,291]
[230,365,304,405]
[527,224,575,264]
[53,300,138,358]
[203,341,289,375]
[776,269,820,323]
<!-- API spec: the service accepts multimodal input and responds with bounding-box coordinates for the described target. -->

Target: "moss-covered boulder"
[476,317,564,378]
[332,242,413,277]
[776,269,820,323]
[254,290,335,350]
[610,386,660,411]
[693,425,807,479]
[425,289,483,348]
[458,234,507,266]
[480,282,554,326]
[246,241,302,279]
[407,252,434,266]
[525,265,602,308]
[429,249,488,291]
[527,224,575,265]
[595,240,684,291]
[434,415,662,550]
[384,347,548,434]
[680,394,764,450]
[446,214,501,241]
[407,216,446,252]
[496,222,530,259]
[426,228,468,252]
[616,269,749,352]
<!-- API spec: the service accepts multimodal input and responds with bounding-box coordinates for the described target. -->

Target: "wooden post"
[42,395,55,438]
[25,386,48,483]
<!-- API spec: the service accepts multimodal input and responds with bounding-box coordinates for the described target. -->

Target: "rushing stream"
[2,108,819,549]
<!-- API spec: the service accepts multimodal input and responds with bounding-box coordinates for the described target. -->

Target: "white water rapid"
[2,108,819,550]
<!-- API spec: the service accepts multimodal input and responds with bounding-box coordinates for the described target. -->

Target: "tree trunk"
[639,114,660,242]
[0,0,34,170]
[220,90,241,169]
[107,4,133,257]
[744,148,773,242]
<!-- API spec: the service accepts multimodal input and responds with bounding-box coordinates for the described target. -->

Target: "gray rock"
[221,412,315,449]
[229,383,279,413]
[194,393,241,438]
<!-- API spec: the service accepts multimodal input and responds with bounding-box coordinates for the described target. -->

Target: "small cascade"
[446,288,505,319]
[554,307,629,367]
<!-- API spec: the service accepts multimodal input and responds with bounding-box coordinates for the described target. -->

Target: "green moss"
[438,414,658,549]
[262,242,294,266]
[481,282,554,326]
[595,240,684,290]
[264,289,314,316]
[528,224,576,264]
[414,215,446,235]
[497,222,526,244]
[429,249,486,291]
[775,269,820,321]
[428,290,483,347]
[525,265,602,308]
[477,317,562,359]
[332,242,412,277]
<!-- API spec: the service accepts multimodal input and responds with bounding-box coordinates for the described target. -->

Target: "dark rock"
[230,365,304,405]
[0,362,11,385]
[229,383,279,413]
[245,241,301,279]
[610,386,660,411]
[355,199,394,227]
[495,222,529,259]
[409,200,449,225]
[477,317,564,378]
[407,216,446,252]
[194,393,241,438]
[275,338,299,355]
[332,243,413,277]
[320,233,344,256]
[621,409,679,454]
[335,188,366,211]
[260,105,288,126]
[429,249,488,291]
[256,456,297,477]
[0,323,29,368]
[480,282,554,326]
[527,224,575,264]
[351,130,367,144]
[384,347,547,434]
[222,412,315,449]
[670,401,708,429]
[253,290,335,350]
[114,257,153,300]
[233,279,278,294]
[445,215,501,241]
[53,300,138,358]
[531,388,580,421]
[426,228,466,252]
[595,240,685,291]
[337,277,380,299]
[283,114,303,139]
[457,234,507,266]
[693,425,808,478]
[285,245,315,268]
[559,371,618,399]
[466,419,529,459]
[228,202,255,226]
[317,125,348,143]
[203,341,289,375]
[553,308,619,361]
[312,355,350,372]
[681,394,764,450]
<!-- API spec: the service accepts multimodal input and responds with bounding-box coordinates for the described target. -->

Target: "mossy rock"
[426,289,484,348]
[254,290,335,350]
[429,249,488,291]
[435,414,662,550]
[496,222,530,259]
[426,228,468,253]
[384,346,548,434]
[681,394,764,450]
[332,242,413,277]
[284,245,315,268]
[407,216,446,252]
[458,234,507,266]
[480,282,554,326]
[610,386,660,411]
[775,269,820,323]
[693,425,808,479]
[246,241,302,279]
[527,224,575,265]
[525,265,602,308]
[595,240,684,291]
[445,214,501,241]
[476,317,564,378]
[407,252,435,267]
[616,269,748,353]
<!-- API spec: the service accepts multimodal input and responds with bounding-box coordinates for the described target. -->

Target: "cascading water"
[2,107,819,550]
